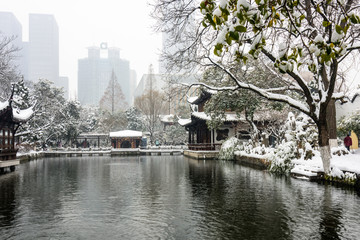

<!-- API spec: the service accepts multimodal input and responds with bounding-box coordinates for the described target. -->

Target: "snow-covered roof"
[192,111,241,122]
[160,114,175,123]
[0,100,33,122]
[187,96,199,104]
[109,130,143,138]
[178,118,192,126]
[12,107,34,122]
[0,100,9,111]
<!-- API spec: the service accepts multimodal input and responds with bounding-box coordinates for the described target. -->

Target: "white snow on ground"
[292,148,360,176]
[331,149,360,174]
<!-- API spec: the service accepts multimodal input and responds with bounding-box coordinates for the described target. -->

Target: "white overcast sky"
[3,0,162,98]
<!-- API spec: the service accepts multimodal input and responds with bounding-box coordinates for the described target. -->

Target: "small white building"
[109,130,143,148]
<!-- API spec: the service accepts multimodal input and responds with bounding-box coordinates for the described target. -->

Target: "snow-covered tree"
[153,0,360,174]
[12,77,32,109]
[134,65,167,143]
[96,110,127,133]
[18,79,79,147]
[60,101,81,145]
[201,62,287,140]
[164,124,188,145]
[78,105,99,133]
[126,107,144,131]
[99,70,128,114]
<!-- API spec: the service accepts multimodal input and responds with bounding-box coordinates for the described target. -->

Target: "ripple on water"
[0,156,359,239]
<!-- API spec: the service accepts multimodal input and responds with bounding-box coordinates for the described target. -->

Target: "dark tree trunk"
[326,99,338,148]
[318,106,331,174]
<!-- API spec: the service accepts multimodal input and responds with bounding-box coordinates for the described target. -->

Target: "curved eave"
[12,107,34,122]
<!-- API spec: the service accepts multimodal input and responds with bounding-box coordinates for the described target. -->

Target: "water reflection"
[0,173,18,228]
[0,156,359,239]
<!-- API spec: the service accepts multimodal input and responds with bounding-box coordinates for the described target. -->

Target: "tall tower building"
[78,45,132,106]
[28,14,59,84]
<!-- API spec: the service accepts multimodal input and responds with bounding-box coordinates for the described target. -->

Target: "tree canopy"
[153,0,360,174]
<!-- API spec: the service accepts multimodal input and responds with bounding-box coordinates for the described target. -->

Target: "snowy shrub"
[331,146,349,156]
[281,112,318,160]
[219,137,241,160]
[327,167,357,185]
[268,141,296,174]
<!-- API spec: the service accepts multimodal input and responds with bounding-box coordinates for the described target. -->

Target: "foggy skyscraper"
[78,45,132,106]
[0,12,28,79]
[28,13,59,84]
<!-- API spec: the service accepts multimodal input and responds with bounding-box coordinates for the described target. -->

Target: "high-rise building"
[0,12,68,99]
[28,14,59,84]
[78,45,132,106]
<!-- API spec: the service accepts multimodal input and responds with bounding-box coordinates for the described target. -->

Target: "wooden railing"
[0,149,18,160]
[187,143,222,151]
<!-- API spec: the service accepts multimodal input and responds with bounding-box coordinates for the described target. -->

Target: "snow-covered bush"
[268,141,296,174]
[268,112,318,173]
[219,137,241,160]
[331,146,349,156]
[327,167,357,185]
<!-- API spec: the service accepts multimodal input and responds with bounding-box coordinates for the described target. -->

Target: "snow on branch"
[199,58,311,115]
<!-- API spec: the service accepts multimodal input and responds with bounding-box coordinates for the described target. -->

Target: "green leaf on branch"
[235,25,247,32]
[229,31,239,41]
[350,14,360,24]
[335,25,343,34]
[322,21,331,27]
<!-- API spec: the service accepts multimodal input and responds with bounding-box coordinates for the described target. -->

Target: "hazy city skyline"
[3,0,162,99]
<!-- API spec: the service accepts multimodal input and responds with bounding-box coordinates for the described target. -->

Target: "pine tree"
[12,77,32,109]
[99,70,128,114]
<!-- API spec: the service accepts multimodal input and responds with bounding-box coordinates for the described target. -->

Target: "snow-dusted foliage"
[162,124,188,145]
[12,77,31,109]
[231,112,319,173]
[126,107,144,131]
[327,166,357,185]
[269,112,319,172]
[219,137,241,160]
[198,0,360,174]
[268,141,296,174]
[17,79,81,148]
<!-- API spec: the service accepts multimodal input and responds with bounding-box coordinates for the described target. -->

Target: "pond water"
[0,155,359,239]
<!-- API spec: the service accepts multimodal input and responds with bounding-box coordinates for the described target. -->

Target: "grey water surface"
[0,155,359,240]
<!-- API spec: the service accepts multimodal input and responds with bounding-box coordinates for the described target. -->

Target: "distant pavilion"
[110,130,142,148]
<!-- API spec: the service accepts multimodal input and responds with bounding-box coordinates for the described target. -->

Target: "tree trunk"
[318,116,331,175]
[327,99,338,148]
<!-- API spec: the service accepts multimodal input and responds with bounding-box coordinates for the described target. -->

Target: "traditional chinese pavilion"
[179,89,240,150]
[179,88,282,151]
[0,97,33,170]
[109,130,143,148]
